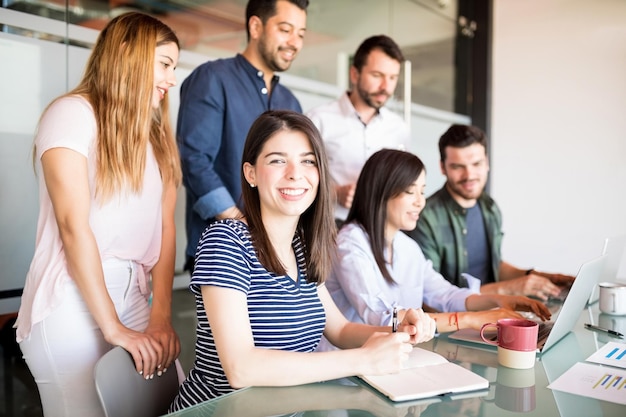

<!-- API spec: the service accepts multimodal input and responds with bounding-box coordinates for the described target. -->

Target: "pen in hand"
[584,323,624,338]
[392,307,398,333]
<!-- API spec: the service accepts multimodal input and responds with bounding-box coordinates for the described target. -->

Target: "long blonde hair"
[67,12,181,201]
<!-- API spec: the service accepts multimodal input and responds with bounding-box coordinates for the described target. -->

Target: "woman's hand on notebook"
[360,332,413,375]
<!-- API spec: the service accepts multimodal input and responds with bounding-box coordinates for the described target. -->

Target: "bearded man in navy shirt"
[177,0,308,272]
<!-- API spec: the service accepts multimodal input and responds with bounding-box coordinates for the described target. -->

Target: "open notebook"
[359,347,489,402]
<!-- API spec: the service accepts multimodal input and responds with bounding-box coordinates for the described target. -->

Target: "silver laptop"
[448,255,606,354]
[588,234,626,304]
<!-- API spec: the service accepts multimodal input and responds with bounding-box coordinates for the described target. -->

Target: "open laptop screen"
[448,255,606,354]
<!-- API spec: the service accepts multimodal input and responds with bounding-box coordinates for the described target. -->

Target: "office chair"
[94,346,181,417]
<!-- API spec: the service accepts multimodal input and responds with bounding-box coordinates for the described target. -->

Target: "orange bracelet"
[448,312,459,331]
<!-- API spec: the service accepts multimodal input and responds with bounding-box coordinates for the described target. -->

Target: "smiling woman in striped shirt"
[169,110,436,411]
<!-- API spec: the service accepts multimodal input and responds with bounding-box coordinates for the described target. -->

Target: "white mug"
[598,282,626,315]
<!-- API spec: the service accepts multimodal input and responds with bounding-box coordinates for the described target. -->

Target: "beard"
[447,179,483,201]
[356,84,391,110]
[258,34,296,73]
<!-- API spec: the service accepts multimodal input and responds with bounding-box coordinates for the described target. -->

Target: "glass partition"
[3,0,458,112]
[0,0,468,305]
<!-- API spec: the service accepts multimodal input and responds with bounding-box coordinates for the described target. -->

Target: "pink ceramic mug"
[480,318,538,351]
[480,319,538,369]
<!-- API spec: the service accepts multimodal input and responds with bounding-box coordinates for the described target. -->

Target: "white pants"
[19,259,151,417]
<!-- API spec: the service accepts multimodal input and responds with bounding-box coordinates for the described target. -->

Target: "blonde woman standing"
[15,12,182,417]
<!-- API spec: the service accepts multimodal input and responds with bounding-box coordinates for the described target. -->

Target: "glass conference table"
[165,303,626,417]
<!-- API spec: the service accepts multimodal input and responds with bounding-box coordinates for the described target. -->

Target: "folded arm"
[177,68,236,220]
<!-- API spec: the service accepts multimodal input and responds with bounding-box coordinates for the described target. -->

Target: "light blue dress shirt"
[326,223,477,327]
[306,93,410,220]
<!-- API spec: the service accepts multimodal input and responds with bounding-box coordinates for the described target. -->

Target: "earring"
[249,183,256,188]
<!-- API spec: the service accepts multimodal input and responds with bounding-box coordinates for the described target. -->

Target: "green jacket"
[408,186,504,288]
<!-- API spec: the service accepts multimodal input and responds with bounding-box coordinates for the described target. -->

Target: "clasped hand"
[336,183,356,209]
[397,308,437,344]
[107,319,180,380]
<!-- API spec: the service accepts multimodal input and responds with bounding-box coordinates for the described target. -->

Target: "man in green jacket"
[408,124,574,301]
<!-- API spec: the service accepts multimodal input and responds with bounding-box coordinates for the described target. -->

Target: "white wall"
[491,0,626,275]
[0,27,92,313]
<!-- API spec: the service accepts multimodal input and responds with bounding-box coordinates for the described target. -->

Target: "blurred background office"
[1,0,626,415]
[1,0,475,312]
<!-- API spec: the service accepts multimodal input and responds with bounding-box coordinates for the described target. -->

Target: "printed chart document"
[548,362,626,405]
[585,341,626,369]
[359,347,489,402]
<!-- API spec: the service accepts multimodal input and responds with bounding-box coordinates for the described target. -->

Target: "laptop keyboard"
[514,311,555,343]
[546,296,565,313]
[537,321,554,342]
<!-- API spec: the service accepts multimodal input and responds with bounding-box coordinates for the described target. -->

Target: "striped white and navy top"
[170,219,326,411]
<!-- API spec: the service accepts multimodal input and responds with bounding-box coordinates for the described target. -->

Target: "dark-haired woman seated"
[321,149,550,350]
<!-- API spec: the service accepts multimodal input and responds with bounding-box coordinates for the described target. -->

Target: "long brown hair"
[55,12,181,201]
[241,110,336,284]
[346,149,425,284]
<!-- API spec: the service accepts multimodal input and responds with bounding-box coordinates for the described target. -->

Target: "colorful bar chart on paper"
[548,362,626,405]
[586,342,626,369]
[605,347,626,360]
[592,373,626,390]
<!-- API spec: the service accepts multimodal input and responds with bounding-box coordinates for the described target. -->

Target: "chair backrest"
[94,346,180,417]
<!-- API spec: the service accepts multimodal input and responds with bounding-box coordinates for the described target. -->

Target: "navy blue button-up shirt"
[177,54,302,259]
